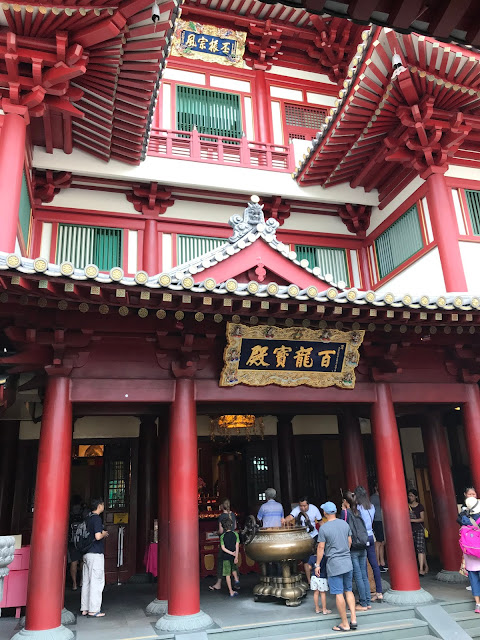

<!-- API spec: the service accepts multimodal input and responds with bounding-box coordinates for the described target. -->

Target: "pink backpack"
[460,515,480,558]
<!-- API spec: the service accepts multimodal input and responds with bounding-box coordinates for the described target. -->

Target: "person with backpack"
[68,496,89,590]
[459,496,480,613]
[80,498,109,617]
[341,491,370,611]
[355,486,383,602]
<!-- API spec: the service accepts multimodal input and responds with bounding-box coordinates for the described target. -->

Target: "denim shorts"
[327,570,353,595]
[469,570,480,597]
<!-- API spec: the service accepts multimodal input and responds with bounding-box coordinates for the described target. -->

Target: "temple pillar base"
[436,569,468,584]
[146,598,168,615]
[11,626,74,640]
[383,588,434,606]
[155,611,214,633]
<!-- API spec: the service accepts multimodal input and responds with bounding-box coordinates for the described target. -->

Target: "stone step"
[442,600,477,614]
[207,612,430,640]
[251,618,432,640]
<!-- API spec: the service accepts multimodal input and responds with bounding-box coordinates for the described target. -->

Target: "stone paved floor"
[0,572,473,640]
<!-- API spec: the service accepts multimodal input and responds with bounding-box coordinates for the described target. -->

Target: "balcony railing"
[148,128,295,173]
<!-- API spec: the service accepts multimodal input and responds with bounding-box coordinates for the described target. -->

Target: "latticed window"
[285,104,327,142]
[295,245,350,286]
[56,224,123,271]
[465,190,480,235]
[108,460,127,509]
[374,204,423,280]
[176,85,243,139]
[177,234,226,264]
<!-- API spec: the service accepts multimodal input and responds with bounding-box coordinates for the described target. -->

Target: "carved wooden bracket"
[33,170,72,204]
[127,182,175,216]
[261,196,291,226]
[244,21,284,70]
[338,203,372,237]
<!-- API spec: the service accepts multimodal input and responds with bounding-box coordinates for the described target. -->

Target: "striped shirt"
[257,500,284,528]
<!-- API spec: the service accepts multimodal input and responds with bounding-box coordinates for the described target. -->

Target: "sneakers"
[475,604,480,614]
[467,586,472,591]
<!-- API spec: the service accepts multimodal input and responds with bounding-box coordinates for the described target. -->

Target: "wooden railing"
[148,127,295,173]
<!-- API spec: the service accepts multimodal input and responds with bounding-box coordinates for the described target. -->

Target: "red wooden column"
[0,111,28,254]
[0,420,19,535]
[422,412,463,580]
[463,384,480,493]
[371,383,433,604]
[339,409,369,491]
[147,415,169,615]
[277,415,297,513]
[155,378,212,633]
[15,377,73,640]
[143,218,159,274]
[254,69,273,144]
[426,172,467,292]
[136,416,157,573]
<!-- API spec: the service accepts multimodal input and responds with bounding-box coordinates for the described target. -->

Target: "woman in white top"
[355,486,383,602]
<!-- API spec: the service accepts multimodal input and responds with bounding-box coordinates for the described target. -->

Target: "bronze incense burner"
[243,516,313,606]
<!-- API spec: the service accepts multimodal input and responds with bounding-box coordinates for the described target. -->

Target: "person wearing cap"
[459,495,480,613]
[316,501,358,633]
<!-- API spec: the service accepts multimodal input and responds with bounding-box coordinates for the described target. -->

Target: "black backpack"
[71,514,94,554]
[345,510,369,550]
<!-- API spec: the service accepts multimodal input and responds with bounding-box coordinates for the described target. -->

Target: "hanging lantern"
[210,414,264,440]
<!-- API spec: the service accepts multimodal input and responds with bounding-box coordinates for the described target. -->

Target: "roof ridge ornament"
[228,195,279,243]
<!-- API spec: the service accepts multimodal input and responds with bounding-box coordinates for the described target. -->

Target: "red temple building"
[1,0,480,637]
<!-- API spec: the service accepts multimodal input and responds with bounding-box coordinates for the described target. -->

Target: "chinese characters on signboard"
[171,20,246,68]
[220,324,364,389]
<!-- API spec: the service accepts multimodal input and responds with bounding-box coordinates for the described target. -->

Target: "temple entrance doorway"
[70,439,137,584]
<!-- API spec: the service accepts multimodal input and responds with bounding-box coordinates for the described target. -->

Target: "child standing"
[218,518,240,597]
[308,554,331,614]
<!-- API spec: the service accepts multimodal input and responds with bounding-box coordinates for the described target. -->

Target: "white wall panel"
[50,188,138,213]
[452,188,467,235]
[127,230,138,274]
[270,85,303,101]
[39,222,52,259]
[163,68,206,84]
[375,247,445,295]
[271,101,283,144]
[162,83,172,129]
[350,249,361,287]
[460,241,480,291]
[210,75,250,93]
[162,232,173,271]
[421,197,433,242]
[266,66,335,85]
[306,92,336,107]
[165,199,239,224]
[243,96,254,139]
[292,415,338,434]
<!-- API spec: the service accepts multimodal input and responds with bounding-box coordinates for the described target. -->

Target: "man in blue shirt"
[257,488,284,528]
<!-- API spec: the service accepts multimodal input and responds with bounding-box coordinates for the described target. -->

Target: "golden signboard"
[220,323,364,389]
[171,19,246,67]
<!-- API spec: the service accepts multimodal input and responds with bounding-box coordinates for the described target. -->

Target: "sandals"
[209,586,221,591]
[332,625,351,632]
[229,591,238,597]
[88,612,105,617]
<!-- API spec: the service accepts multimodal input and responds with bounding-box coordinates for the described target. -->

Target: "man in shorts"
[315,501,357,632]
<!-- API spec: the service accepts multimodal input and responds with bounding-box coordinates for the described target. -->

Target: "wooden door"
[413,454,440,562]
[296,437,327,507]
[243,441,274,516]
[103,442,136,584]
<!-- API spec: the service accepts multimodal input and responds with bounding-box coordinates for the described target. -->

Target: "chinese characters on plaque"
[220,323,364,389]
[171,20,246,67]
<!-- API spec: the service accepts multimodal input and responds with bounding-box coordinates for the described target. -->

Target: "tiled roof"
[1,196,479,312]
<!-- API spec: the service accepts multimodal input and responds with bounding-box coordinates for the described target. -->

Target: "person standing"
[370,483,387,572]
[459,496,480,613]
[341,491,370,611]
[407,489,428,576]
[210,499,240,592]
[315,501,358,633]
[355,486,383,602]
[283,496,322,581]
[81,498,109,617]
[68,495,88,591]
[257,488,284,528]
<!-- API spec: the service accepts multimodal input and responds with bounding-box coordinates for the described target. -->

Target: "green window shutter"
[176,85,242,139]
[19,171,32,249]
[465,190,480,235]
[374,204,423,280]
[177,234,226,264]
[56,224,122,270]
[295,245,350,286]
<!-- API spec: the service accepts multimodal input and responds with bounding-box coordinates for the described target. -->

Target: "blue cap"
[321,501,337,515]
